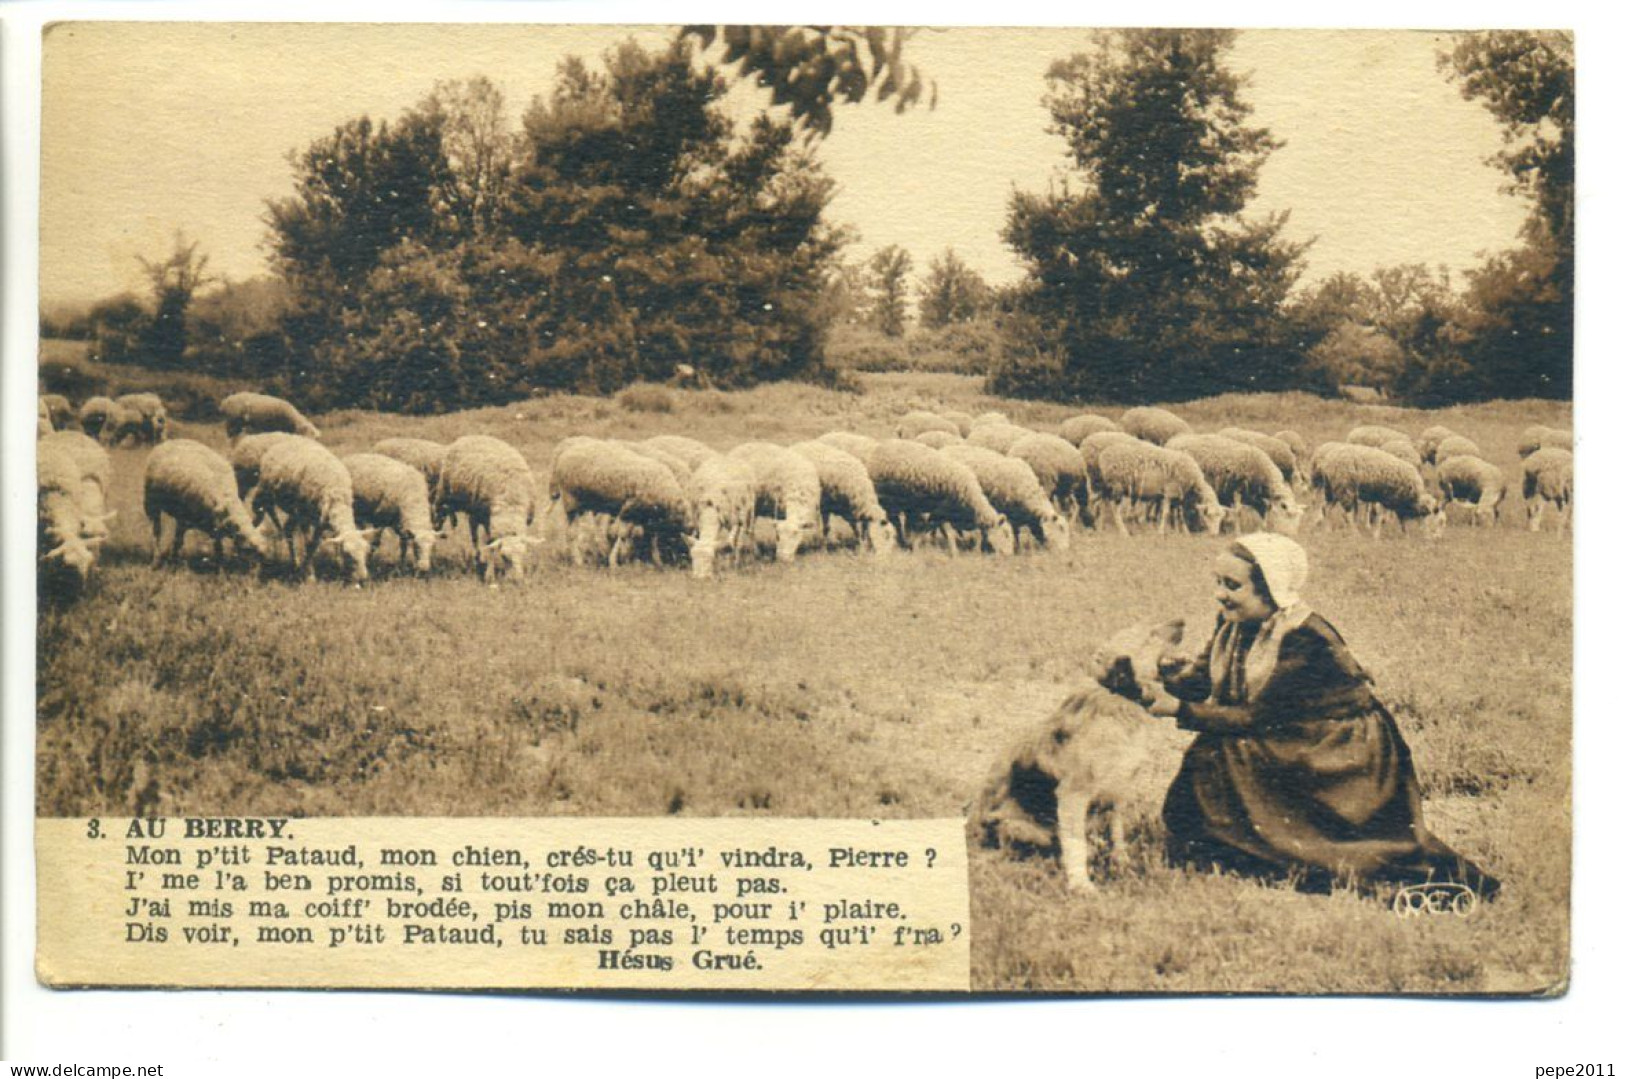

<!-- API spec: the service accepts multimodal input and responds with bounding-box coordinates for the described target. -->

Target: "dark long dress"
[1161,613,1499,897]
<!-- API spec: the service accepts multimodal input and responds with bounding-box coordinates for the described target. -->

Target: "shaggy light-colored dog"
[971,617,1201,893]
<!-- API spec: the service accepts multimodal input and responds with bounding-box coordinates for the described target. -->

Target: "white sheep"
[40,431,113,527]
[144,439,273,568]
[78,396,117,442]
[1217,428,1301,490]
[816,430,878,464]
[790,440,899,556]
[108,392,169,446]
[1518,425,1573,458]
[38,433,114,588]
[913,429,962,450]
[971,411,1011,429]
[1347,424,1410,449]
[621,440,693,493]
[1058,413,1121,447]
[1078,430,1142,525]
[38,398,54,438]
[229,431,298,505]
[1310,442,1442,538]
[1167,434,1303,535]
[1007,432,1090,523]
[897,410,960,440]
[1416,425,1457,465]
[1432,434,1483,465]
[549,438,690,567]
[1273,429,1311,467]
[374,437,455,528]
[41,394,74,431]
[943,443,1071,551]
[254,436,376,582]
[1522,447,1574,532]
[684,454,758,579]
[1437,455,1507,527]
[1379,438,1424,470]
[965,422,1034,455]
[1096,440,1226,536]
[939,409,975,437]
[640,434,719,472]
[438,435,539,582]
[221,392,320,441]
[1120,407,1192,446]
[726,441,823,563]
[344,453,438,573]
[866,439,1015,555]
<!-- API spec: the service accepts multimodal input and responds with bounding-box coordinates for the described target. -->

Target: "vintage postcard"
[30,22,1571,998]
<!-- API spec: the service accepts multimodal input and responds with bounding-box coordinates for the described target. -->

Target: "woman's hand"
[1146,685,1182,718]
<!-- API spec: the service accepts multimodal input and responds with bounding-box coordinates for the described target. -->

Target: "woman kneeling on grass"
[1147,533,1499,898]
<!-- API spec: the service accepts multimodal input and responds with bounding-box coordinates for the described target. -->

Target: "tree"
[998,30,1308,401]
[416,76,518,238]
[1440,31,1573,398]
[136,232,214,368]
[866,245,912,337]
[682,26,934,138]
[918,248,989,328]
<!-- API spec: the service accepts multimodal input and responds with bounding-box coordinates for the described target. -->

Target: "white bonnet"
[1233,533,1309,610]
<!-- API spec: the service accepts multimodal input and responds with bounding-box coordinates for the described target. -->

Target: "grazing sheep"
[683,455,758,579]
[1273,429,1311,467]
[1218,428,1301,490]
[549,439,690,568]
[1518,425,1573,458]
[939,409,975,437]
[1007,432,1090,523]
[108,392,168,446]
[971,411,1011,430]
[726,442,823,563]
[1310,442,1442,538]
[1167,434,1303,535]
[816,430,878,464]
[144,439,273,568]
[1347,424,1410,449]
[1096,440,1226,536]
[254,437,375,582]
[913,429,963,449]
[38,398,54,438]
[437,435,539,582]
[972,617,1195,893]
[621,440,693,492]
[1078,431,1142,525]
[896,410,960,440]
[41,394,74,430]
[344,453,438,573]
[1058,413,1121,447]
[865,439,1015,555]
[965,422,1033,455]
[78,396,117,441]
[221,391,320,440]
[640,434,719,472]
[1416,425,1457,465]
[1379,438,1424,470]
[1120,406,1192,446]
[229,431,298,507]
[1432,434,1482,465]
[790,440,899,556]
[375,437,455,529]
[1522,447,1574,532]
[943,443,1070,551]
[1437,455,1507,527]
[38,433,115,589]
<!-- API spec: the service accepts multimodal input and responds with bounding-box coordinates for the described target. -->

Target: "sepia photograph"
[18,12,1581,1018]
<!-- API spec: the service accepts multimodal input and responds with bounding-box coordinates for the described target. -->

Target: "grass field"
[35,344,1572,993]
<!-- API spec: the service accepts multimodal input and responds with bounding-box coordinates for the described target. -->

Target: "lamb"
[640,434,719,472]
[1078,430,1142,525]
[41,394,75,430]
[865,439,1015,555]
[1379,438,1424,470]
[913,429,962,450]
[1347,424,1410,449]
[143,439,273,568]
[1008,432,1090,522]
[1432,434,1482,465]
[108,392,169,446]
[965,422,1034,455]
[1416,425,1457,465]
[1120,406,1192,446]
[253,436,375,582]
[1310,442,1442,538]
[790,441,899,556]
[221,391,320,440]
[1217,428,1301,490]
[972,617,1195,893]
[896,411,961,440]
[38,433,115,589]
[943,443,1070,551]
[549,438,690,568]
[1518,425,1573,458]
[437,435,539,582]
[726,442,823,563]
[1058,413,1121,447]
[683,455,758,579]
[816,430,878,465]
[1167,434,1303,535]
[374,437,449,493]
[1522,447,1574,533]
[343,453,438,573]
[1273,429,1311,467]
[939,410,975,437]
[229,432,298,506]
[1095,440,1226,536]
[1436,455,1507,527]
[78,396,117,442]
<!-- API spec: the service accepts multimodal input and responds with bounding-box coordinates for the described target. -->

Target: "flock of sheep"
[35,388,1575,593]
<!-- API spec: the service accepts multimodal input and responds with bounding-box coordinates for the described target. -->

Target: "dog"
[971,616,1203,893]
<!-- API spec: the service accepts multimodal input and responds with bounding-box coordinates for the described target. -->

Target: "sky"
[39,24,1532,308]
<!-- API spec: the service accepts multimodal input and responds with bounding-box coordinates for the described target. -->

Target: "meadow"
[35,339,1572,993]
